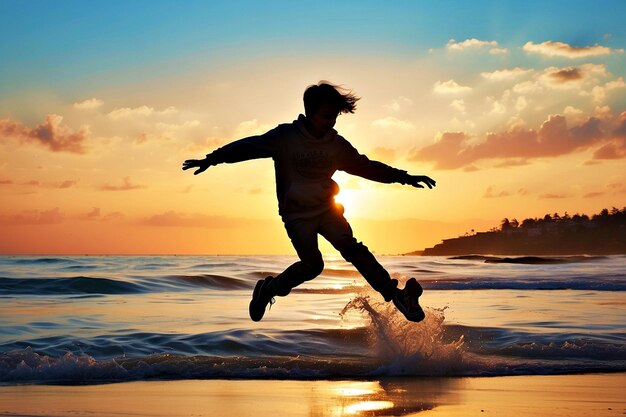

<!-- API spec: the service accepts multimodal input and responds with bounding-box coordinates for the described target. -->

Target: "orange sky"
[1,4,625,254]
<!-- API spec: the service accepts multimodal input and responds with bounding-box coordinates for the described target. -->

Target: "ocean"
[0,255,624,384]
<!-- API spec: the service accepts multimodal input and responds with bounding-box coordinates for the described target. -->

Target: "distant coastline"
[419,208,626,256]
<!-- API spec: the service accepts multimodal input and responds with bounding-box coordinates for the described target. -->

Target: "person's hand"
[182,158,213,175]
[406,175,436,189]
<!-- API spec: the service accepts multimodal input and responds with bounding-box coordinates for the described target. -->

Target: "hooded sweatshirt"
[207,115,411,222]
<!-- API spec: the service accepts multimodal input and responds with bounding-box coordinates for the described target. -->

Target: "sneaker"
[249,276,276,322]
[393,278,425,322]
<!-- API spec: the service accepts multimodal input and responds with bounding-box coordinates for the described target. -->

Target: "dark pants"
[271,208,398,301]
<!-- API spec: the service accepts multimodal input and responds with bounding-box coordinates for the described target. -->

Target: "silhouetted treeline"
[422,207,626,255]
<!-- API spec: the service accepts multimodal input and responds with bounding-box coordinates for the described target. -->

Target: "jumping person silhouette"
[183,82,436,322]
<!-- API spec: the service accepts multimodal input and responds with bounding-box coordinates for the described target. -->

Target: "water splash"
[340,293,468,376]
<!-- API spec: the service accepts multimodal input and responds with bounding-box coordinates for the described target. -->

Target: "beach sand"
[0,373,624,417]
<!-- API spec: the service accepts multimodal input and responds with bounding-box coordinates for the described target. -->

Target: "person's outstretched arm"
[182,127,281,175]
[338,139,436,189]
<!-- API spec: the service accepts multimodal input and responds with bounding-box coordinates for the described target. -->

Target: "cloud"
[515,96,528,111]
[135,133,150,145]
[487,96,507,114]
[156,120,201,130]
[564,106,584,116]
[183,136,226,153]
[433,79,472,94]
[547,67,583,83]
[584,191,605,198]
[614,111,626,138]
[481,67,533,81]
[483,186,530,198]
[0,115,89,153]
[593,106,612,121]
[371,116,415,130]
[85,207,101,219]
[8,179,78,189]
[103,212,125,221]
[450,99,466,113]
[0,179,13,185]
[383,96,413,112]
[591,77,626,103]
[536,64,608,92]
[369,146,397,162]
[513,80,543,95]
[409,115,606,169]
[484,186,511,198]
[494,159,529,168]
[446,38,505,54]
[80,207,124,222]
[107,105,178,119]
[232,119,274,138]
[56,180,78,189]
[409,131,468,169]
[592,142,626,160]
[139,211,261,229]
[523,41,624,58]
[592,112,626,161]
[539,193,569,199]
[0,207,64,225]
[99,176,146,191]
[488,47,508,55]
[73,98,103,110]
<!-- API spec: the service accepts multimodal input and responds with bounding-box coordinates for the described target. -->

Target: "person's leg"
[319,210,398,301]
[269,217,325,297]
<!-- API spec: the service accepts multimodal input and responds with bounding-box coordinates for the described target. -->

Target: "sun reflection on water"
[345,400,395,414]
[331,381,395,416]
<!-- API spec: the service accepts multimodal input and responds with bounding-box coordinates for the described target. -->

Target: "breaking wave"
[1,294,624,384]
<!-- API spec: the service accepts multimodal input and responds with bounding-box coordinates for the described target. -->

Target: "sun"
[333,188,357,214]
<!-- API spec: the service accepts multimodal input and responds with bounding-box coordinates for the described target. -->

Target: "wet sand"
[0,373,624,417]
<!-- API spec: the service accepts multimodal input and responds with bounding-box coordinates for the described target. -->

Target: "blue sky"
[2,0,625,95]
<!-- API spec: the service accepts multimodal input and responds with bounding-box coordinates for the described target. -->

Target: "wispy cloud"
[232,119,273,138]
[56,180,78,189]
[446,38,506,54]
[107,105,178,119]
[371,116,415,130]
[481,67,533,81]
[450,99,466,113]
[433,79,472,94]
[483,186,511,198]
[0,115,89,154]
[369,146,397,162]
[513,80,544,95]
[539,193,570,199]
[2,179,79,189]
[99,176,146,191]
[383,96,413,112]
[139,211,261,228]
[156,120,201,130]
[80,207,125,221]
[0,207,64,224]
[488,47,508,55]
[73,98,103,110]
[523,40,624,58]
